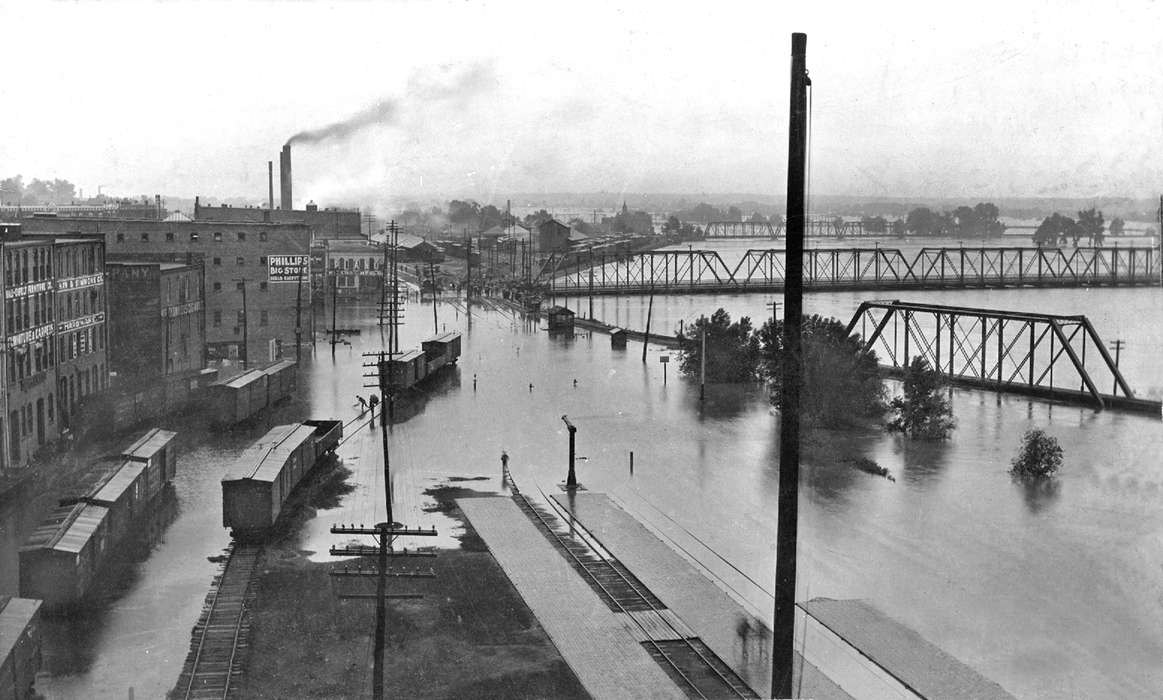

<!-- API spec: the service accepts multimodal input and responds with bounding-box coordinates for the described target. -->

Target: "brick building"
[193,198,362,240]
[21,217,310,367]
[0,223,107,469]
[106,261,205,381]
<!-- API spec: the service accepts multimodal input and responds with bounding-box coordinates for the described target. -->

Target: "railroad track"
[173,543,262,700]
[509,481,757,700]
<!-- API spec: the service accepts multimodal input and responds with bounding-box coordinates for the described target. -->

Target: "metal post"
[295,264,303,363]
[429,261,438,334]
[773,31,808,700]
[562,415,577,489]
[700,320,706,402]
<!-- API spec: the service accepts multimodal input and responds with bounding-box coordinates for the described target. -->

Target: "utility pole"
[773,31,809,700]
[700,319,706,402]
[642,283,654,363]
[331,267,338,354]
[429,260,439,334]
[295,263,304,363]
[1109,339,1125,395]
[235,277,249,369]
[465,228,471,308]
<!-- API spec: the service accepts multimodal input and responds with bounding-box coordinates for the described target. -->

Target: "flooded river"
[2,261,1162,698]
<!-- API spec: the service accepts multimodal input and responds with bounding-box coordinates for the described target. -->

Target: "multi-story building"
[21,217,310,366]
[106,261,205,381]
[0,223,107,469]
[193,199,362,240]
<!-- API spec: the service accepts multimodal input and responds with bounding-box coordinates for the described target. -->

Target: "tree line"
[1,175,79,205]
[1031,207,1124,247]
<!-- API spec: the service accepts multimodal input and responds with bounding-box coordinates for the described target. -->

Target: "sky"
[1,0,1161,208]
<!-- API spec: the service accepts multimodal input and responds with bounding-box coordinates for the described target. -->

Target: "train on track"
[19,429,178,609]
[206,359,297,427]
[220,419,342,542]
[379,331,462,392]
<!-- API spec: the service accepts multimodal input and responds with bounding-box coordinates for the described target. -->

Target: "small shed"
[547,306,576,331]
[609,327,628,348]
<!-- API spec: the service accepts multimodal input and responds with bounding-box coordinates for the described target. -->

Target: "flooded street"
[2,285,1162,699]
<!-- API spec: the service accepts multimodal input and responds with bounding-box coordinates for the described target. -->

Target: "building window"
[190,232,199,242]
[260,310,268,326]
[213,282,222,292]
[237,232,246,242]
[166,232,175,242]
[259,282,268,291]
[213,257,221,266]
[213,231,223,242]
[213,310,221,327]
[237,309,245,325]
[116,233,125,243]
[236,257,245,266]
[236,281,245,291]
[259,256,267,265]
[141,233,149,242]
[259,231,268,242]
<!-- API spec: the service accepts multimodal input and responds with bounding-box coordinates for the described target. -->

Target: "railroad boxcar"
[421,331,462,373]
[0,596,42,700]
[303,419,343,462]
[262,359,297,406]
[380,349,424,391]
[121,428,178,500]
[19,503,111,608]
[79,461,147,546]
[221,421,332,541]
[207,369,269,425]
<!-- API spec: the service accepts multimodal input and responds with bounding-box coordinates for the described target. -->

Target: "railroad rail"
[509,479,756,699]
[540,245,1159,296]
[173,543,262,699]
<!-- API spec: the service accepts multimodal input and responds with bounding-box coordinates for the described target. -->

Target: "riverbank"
[233,482,587,698]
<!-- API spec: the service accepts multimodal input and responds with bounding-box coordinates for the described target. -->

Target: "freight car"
[379,331,462,392]
[207,361,298,426]
[221,419,342,541]
[19,430,179,609]
[0,596,42,700]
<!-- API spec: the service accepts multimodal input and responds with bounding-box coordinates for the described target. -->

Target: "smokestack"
[268,161,274,210]
[279,145,292,211]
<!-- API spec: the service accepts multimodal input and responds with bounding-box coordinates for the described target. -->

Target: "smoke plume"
[285,62,496,147]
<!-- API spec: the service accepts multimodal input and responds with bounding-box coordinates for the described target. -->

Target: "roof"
[548,305,575,315]
[481,225,506,238]
[163,211,192,222]
[389,349,425,363]
[395,233,432,249]
[21,503,109,554]
[224,423,317,483]
[122,428,177,461]
[90,461,147,505]
[568,230,590,242]
[214,368,267,390]
[0,597,41,661]
[425,331,461,345]
[262,359,296,375]
[106,260,190,271]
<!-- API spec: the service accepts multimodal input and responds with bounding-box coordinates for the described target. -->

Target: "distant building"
[602,202,655,235]
[322,238,384,301]
[20,216,310,366]
[106,260,206,381]
[193,197,362,240]
[0,224,108,469]
[537,219,571,253]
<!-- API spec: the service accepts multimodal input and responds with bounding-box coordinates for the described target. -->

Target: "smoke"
[285,62,496,147]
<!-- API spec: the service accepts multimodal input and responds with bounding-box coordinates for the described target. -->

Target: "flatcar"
[221,419,342,541]
[0,596,42,700]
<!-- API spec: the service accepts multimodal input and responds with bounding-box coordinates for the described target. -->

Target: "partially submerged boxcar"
[0,596,42,700]
[19,503,111,608]
[207,361,298,426]
[121,427,178,494]
[221,419,342,541]
[421,331,461,374]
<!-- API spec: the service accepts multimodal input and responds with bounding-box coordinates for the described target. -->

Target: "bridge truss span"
[547,249,737,295]
[845,300,1150,412]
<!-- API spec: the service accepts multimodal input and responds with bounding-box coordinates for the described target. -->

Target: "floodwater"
[1,272,1161,699]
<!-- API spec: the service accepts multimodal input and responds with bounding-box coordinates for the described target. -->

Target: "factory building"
[20,217,310,368]
[106,260,205,381]
[0,223,108,470]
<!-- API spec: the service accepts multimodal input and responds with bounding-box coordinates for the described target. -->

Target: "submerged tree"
[677,309,761,383]
[760,315,885,426]
[886,356,955,439]
[1010,428,1063,479]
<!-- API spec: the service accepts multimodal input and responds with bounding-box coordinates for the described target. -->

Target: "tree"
[861,216,888,234]
[748,212,767,224]
[886,356,955,439]
[447,199,481,226]
[973,202,1006,237]
[1077,207,1105,247]
[760,315,885,426]
[1010,429,1063,479]
[662,215,682,233]
[0,175,24,204]
[905,207,950,236]
[676,309,760,383]
[1109,217,1125,237]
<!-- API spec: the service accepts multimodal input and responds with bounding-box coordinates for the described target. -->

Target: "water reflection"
[1015,476,1062,514]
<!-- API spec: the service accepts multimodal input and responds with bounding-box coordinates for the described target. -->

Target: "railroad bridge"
[540,245,1159,296]
[702,218,874,239]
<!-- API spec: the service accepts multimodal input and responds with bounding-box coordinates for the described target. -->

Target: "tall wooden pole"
[773,31,809,699]
[295,264,303,363]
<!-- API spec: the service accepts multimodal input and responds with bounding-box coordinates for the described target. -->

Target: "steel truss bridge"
[844,300,1158,412]
[540,246,1159,296]
[702,219,873,239]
